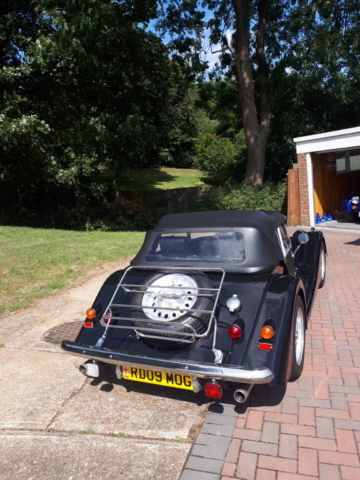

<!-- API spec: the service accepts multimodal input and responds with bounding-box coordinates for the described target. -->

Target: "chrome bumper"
[61,341,274,384]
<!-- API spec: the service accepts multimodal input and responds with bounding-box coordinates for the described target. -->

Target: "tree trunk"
[232,0,271,186]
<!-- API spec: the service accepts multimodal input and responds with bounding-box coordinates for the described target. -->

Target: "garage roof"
[294,126,360,154]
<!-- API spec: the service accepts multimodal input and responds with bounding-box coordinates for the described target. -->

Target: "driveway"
[180,230,360,480]
[0,261,208,480]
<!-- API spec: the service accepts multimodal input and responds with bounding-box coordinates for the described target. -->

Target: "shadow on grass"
[96,168,178,192]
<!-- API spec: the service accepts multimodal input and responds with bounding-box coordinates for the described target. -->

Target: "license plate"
[122,366,193,390]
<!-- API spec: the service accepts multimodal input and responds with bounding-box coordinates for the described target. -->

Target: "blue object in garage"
[341,193,360,222]
[327,212,333,221]
[321,213,327,222]
[315,214,321,224]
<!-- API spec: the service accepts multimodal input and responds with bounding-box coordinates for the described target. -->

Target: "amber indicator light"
[260,325,275,340]
[86,308,96,320]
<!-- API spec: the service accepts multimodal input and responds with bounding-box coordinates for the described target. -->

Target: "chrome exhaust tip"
[233,384,254,403]
[79,360,100,378]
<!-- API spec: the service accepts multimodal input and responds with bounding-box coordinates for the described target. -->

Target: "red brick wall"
[297,153,310,226]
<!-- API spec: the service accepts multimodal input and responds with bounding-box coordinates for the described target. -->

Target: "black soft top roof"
[156,210,285,233]
[131,210,287,274]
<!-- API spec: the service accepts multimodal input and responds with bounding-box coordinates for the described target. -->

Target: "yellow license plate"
[122,366,193,390]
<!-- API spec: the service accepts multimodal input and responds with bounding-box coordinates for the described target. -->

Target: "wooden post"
[287,169,300,226]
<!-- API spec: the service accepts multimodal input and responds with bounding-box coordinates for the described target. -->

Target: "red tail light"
[228,325,242,339]
[103,312,111,324]
[258,343,272,351]
[204,382,223,399]
[84,322,93,328]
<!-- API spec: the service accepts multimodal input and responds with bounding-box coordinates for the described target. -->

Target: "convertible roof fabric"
[131,210,287,274]
[156,210,286,235]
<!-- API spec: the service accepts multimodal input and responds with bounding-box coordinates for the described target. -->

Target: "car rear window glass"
[145,232,246,264]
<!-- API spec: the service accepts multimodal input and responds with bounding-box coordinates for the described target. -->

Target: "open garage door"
[312,150,360,220]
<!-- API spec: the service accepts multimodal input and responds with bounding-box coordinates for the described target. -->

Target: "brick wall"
[297,153,310,226]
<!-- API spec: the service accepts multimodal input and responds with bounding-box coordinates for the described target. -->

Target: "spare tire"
[130,271,214,350]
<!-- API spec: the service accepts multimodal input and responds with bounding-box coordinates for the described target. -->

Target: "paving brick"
[299,398,331,408]
[258,455,297,472]
[299,406,316,426]
[234,428,261,441]
[335,429,357,453]
[180,470,220,480]
[340,466,360,480]
[298,436,337,451]
[281,424,316,436]
[314,383,330,400]
[225,438,241,463]
[279,433,297,459]
[316,417,335,439]
[192,444,229,460]
[241,440,278,457]
[298,448,318,476]
[347,393,360,403]
[221,462,236,477]
[205,413,238,426]
[261,422,279,444]
[318,451,360,467]
[236,417,246,428]
[186,456,223,474]
[348,401,360,420]
[334,419,360,431]
[245,410,264,431]
[196,433,231,448]
[255,469,276,480]
[330,392,348,410]
[316,408,350,419]
[281,396,298,414]
[236,452,257,480]
[277,473,318,480]
[330,385,360,394]
[318,463,341,480]
[342,373,359,387]
[264,412,297,424]
[200,423,235,437]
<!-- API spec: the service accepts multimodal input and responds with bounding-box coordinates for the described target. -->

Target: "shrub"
[193,131,247,186]
[193,180,287,214]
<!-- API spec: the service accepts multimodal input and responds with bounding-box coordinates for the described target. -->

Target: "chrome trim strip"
[61,341,274,384]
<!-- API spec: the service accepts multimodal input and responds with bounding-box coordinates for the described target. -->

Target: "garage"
[293,127,360,229]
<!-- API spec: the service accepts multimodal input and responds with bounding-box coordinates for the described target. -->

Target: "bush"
[192,180,287,214]
[193,131,247,186]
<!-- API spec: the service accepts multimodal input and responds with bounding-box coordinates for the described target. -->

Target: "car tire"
[289,296,306,382]
[130,271,214,350]
[318,244,326,289]
[344,212,358,223]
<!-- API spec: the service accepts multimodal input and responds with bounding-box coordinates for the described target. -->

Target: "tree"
[157,0,360,185]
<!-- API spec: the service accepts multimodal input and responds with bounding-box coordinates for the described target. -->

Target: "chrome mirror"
[293,232,309,256]
[298,232,309,244]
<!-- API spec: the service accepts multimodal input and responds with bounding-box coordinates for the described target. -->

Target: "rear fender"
[242,274,305,387]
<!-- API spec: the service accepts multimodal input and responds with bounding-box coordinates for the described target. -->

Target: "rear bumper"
[61,340,274,385]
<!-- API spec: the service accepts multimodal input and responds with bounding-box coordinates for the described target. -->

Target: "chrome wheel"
[320,249,326,282]
[295,307,305,365]
[141,274,198,321]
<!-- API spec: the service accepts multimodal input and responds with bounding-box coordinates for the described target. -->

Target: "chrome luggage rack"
[96,266,225,346]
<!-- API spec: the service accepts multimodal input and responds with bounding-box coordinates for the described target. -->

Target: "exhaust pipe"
[79,360,100,378]
[233,384,254,404]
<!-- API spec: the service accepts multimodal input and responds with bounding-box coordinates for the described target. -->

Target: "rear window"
[145,232,246,264]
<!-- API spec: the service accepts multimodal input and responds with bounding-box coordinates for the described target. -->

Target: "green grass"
[82,429,94,434]
[0,227,145,316]
[98,167,209,191]
[116,432,127,438]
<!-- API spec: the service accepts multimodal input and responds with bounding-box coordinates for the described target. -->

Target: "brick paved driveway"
[182,230,360,480]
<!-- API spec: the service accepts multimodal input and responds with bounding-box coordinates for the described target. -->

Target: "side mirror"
[293,232,309,256]
[298,232,309,244]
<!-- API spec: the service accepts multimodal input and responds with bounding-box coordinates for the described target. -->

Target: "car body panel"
[61,211,325,391]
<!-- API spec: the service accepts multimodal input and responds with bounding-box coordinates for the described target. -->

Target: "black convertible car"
[62,211,326,403]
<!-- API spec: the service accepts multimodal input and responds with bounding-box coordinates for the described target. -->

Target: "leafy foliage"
[193,180,287,214]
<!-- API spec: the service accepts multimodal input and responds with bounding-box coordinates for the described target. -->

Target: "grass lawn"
[98,167,209,191]
[0,227,145,316]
